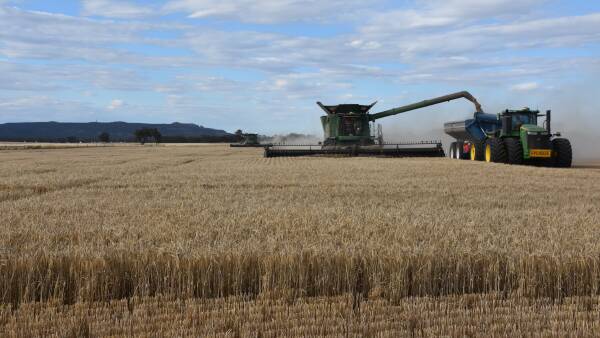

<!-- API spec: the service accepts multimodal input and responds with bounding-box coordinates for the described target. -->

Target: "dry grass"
[3,294,600,337]
[1,144,600,335]
[0,142,129,150]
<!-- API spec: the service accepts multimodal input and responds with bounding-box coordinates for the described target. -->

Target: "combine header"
[264,91,482,158]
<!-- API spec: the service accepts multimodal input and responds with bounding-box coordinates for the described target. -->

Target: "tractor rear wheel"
[470,141,485,161]
[552,138,572,168]
[504,138,523,165]
[485,138,507,163]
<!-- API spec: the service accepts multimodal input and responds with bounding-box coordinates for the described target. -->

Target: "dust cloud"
[262,133,320,145]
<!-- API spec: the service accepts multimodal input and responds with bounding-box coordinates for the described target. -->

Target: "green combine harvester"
[230,133,266,148]
[264,91,482,158]
[445,108,572,167]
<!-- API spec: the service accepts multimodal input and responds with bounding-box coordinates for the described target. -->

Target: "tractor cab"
[498,108,546,137]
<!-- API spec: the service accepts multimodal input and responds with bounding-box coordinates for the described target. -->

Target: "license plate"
[530,149,552,158]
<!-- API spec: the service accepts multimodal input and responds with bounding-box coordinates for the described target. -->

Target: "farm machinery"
[264,91,482,158]
[445,108,572,167]
[230,133,270,147]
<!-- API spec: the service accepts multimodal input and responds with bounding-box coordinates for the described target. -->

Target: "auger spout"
[369,91,483,121]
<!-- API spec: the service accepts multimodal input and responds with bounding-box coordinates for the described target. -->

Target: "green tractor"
[445,108,572,167]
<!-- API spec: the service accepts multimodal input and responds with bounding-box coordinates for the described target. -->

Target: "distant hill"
[0,122,232,142]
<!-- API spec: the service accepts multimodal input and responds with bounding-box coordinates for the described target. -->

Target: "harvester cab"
[317,102,378,146]
[264,91,483,158]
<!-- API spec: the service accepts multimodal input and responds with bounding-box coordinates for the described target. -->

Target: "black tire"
[448,142,457,159]
[470,141,485,161]
[504,138,523,165]
[485,138,507,163]
[552,138,572,168]
[453,142,459,159]
[456,141,466,160]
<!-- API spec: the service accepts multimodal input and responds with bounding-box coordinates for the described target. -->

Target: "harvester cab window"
[354,120,362,133]
[341,117,356,135]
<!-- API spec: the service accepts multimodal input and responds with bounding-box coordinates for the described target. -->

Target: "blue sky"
[0,0,599,138]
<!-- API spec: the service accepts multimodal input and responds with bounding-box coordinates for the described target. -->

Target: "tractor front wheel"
[504,138,523,165]
[470,141,485,161]
[485,138,507,163]
[552,138,572,168]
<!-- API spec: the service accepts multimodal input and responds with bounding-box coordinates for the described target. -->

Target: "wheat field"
[1,144,600,336]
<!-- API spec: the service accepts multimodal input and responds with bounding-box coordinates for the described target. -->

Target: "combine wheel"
[551,138,572,168]
[504,138,523,165]
[485,138,507,163]
[470,141,485,161]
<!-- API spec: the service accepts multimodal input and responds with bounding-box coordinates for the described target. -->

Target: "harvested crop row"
[3,253,600,307]
[2,294,600,337]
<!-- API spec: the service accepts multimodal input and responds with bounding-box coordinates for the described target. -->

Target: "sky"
[0,0,599,140]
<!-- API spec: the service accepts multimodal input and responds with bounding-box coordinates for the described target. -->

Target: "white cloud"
[0,7,145,63]
[0,6,193,65]
[163,0,375,23]
[107,99,124,110]
[0,3,599,135]
[510,82,540,91]
[0,60,150,92]
[182,30,327,71]
[348,39,381,50]
[356,13,600,59]
[82,0,154,19]
[362,0,547,34]
[0,7,146,43]
[0,96,97,122]
[177,11,600,77]
[428,0,547,20]
[256,72,353,101]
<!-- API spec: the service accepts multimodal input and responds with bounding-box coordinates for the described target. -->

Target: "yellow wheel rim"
[485,144,492,162]
[470,145,476,160]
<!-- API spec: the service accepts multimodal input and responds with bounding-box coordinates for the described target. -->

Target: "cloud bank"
[0,0,598,160]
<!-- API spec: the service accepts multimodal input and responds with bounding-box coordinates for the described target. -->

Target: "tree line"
[0,128,243,144]
[94,128,162,144]
[95,128,238,144]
